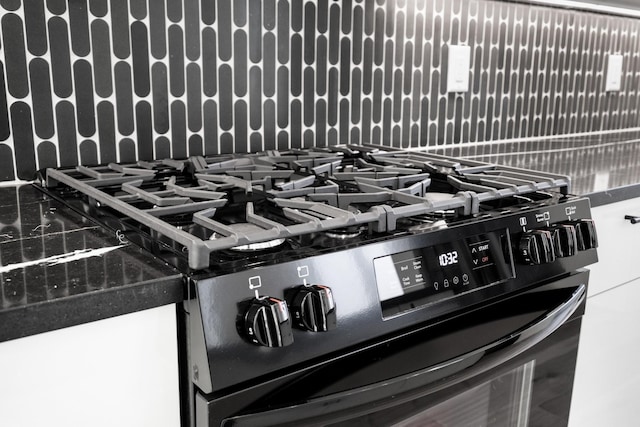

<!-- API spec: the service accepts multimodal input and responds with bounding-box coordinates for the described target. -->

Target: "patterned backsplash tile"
[0,0,638,181]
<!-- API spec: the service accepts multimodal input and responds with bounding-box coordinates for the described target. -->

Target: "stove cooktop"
[39,144,571,272]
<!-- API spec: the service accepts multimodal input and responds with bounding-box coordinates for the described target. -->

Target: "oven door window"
[371,361,535,427]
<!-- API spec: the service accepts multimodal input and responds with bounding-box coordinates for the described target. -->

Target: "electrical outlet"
[605,54,623,92]
[447,45,471,93]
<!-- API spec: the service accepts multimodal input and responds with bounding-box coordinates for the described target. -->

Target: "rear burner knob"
[571,219,598,251]
[519,229,556,265]
[287,285,337,332]
[242,297,294,347]
[547,224,578,258]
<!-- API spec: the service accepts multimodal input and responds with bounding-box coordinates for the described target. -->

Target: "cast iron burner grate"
[41,144,571,271]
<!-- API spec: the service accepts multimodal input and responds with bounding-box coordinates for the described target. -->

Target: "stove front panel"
[188,197,597,392]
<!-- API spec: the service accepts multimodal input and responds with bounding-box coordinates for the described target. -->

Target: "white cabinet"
[569,276,640,427]
[0,304,180,427]
[570,197,640,426]
[587,198,640,296]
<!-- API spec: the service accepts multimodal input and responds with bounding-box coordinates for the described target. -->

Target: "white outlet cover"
[447,45,471,93]
[605,54,623,92]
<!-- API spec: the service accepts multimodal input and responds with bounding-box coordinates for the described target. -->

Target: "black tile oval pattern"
[152,63,169,134]
[73,60,95,138]
[171,101,187,159]
[55,102,78,167]
[168,25,185,97]
[0,1,639,181]
[79,140,98,165]
[114,62,134,136]
[136,102,153,160]
[185,0,200,61]
[68,1,90,57]
[187,63,202,133]
[88,0,106,17]
[29,59,54,139]
[110,0,130,59]
[97,101,116,164]
[0,143,14,180]
[120,138,136,162]
[24,1,46,56]
[37,141,57,169]
[149,0,166,59]
[2,14,28,99]
[131,22,150,97]
[49,18,73,98]
[11,102,36,179]
[0,65,9,141]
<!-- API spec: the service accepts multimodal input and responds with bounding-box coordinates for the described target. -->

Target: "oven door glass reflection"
[392,361,535,427]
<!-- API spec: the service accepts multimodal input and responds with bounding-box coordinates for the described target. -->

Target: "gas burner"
[229,240,287,252]
[323,224,364,240]
[406,209,458,222]
[210,223,287,252]
[407,219,449,233]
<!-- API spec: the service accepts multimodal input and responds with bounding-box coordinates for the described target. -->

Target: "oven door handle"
[225,283,587,427]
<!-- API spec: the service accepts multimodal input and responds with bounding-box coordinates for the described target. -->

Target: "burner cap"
[230,239,287,252]
[323,225,363,239]
[209,222,287,252]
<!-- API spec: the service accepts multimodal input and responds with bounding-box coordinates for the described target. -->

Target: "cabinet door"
[0,304,180,427]
[589,198,640,296]
[570,276,640,427]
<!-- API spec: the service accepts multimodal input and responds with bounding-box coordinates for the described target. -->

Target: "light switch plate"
[605,54,623,92]
[447,45,471,93]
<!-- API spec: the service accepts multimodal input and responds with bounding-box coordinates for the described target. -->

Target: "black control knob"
[242,297,294,347]
[287,285,337,332]
[519,229,556,265]
[571,219,598,251]
[547,224,578,258]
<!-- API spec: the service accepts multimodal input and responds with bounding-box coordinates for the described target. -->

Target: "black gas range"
[39,144,598,426]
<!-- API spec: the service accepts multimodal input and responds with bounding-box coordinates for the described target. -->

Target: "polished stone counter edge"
[0,274,184,342]
[587,183,640,207]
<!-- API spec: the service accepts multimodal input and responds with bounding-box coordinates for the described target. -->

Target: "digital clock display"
[374,230,515,318]
[438,251,458,267]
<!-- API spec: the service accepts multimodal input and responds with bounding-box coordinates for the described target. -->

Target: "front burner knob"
[287,285,337,332]
[519,229,556,265]
[242,297,294,347]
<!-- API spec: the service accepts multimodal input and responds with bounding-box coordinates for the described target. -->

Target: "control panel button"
[519,229,556,265]
[547,223,578,258]
[241,297,294,347]
[287,285,337,332]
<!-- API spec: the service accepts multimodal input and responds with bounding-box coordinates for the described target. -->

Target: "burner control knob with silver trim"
[519,229,556,265]
[286,285,337,332]
[546,223,578,258]
[242,297,294,347]
[568,219,598,251]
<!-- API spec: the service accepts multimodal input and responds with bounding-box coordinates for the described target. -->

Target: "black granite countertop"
[0,184,184,342]
[426,129,640,206]
[4,130,640,342]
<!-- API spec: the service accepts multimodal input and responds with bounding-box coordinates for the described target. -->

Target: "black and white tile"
[0,0,639,181]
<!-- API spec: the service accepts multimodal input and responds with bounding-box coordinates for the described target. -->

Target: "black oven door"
[196,270,588,427]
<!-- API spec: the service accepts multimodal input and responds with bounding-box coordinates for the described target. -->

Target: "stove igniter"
[286,285,337,332]
[240,296,294,347]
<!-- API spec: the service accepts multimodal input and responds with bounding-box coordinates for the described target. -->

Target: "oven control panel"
[373,230,514,318]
